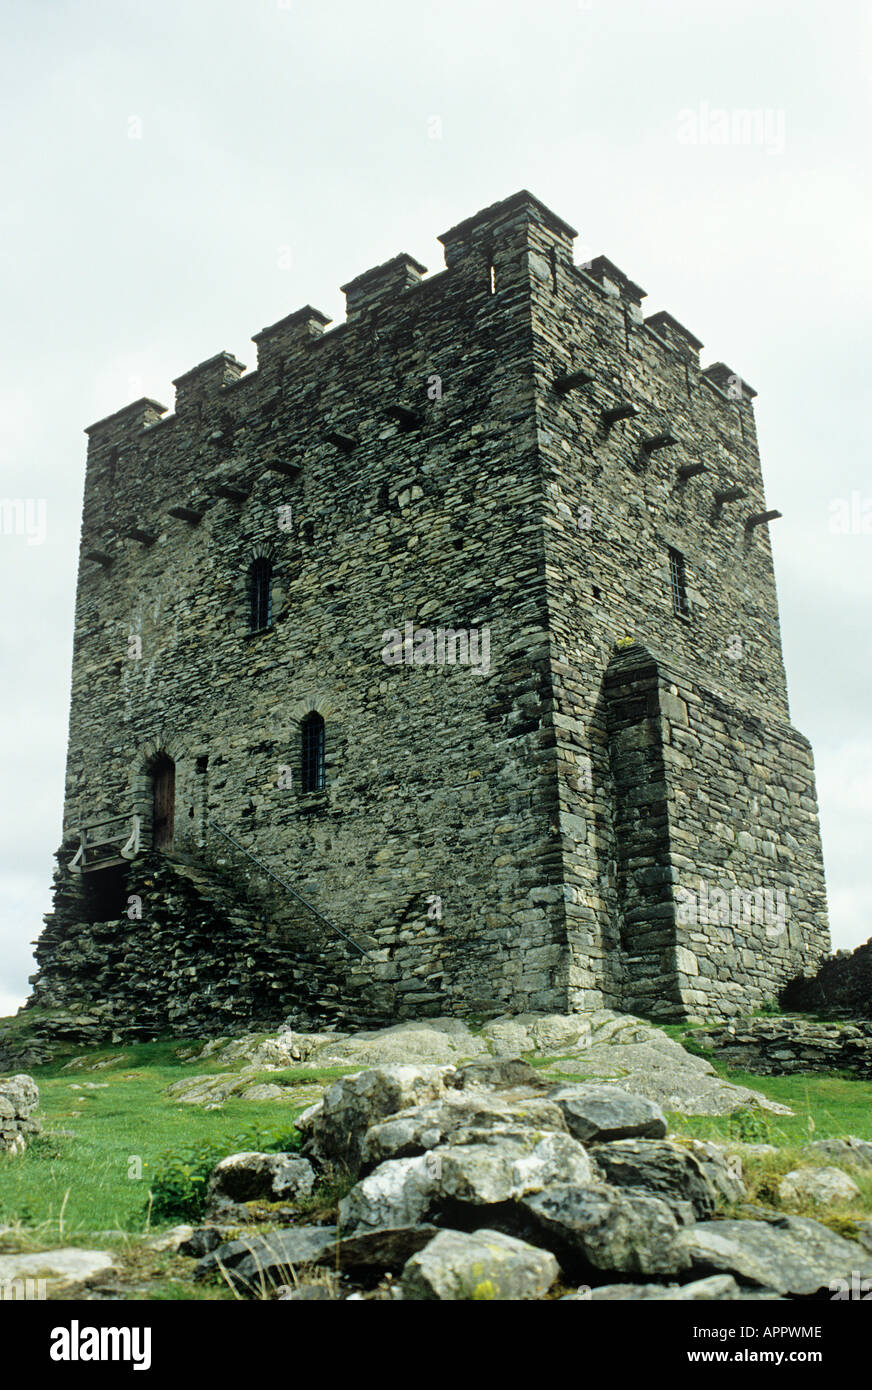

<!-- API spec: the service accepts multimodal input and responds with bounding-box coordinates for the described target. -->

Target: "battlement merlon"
[341,255,427,323]
[584,255,647,308]
[252,306,331,376]
[702,360,758,406]
[645,310,704,361]
[171,351,247,415]
[437,190,578,288]
[84,397,168,451]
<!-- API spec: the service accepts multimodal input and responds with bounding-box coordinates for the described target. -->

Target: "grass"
[5,1009,872,1296]
[0,1030,355,1242]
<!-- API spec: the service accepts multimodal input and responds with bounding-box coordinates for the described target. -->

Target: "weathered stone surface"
[685,1140,746,1204]
[0,1248,117,1291]
[517,1183,690,1276]
[340,1132,595,1232]
[402,1228,558,1301]
[778,1166,860,1209]
[448,1058,546,1091]
[541,1013,792,1116]
[590,1139,719,1218]
[549,1083,667,1143]
[677,1214,872,1296]
[205,1152,315,1209]
[299,1065,452,1167]
[361,1092,568,1165]
[141,1224,194,1253]
[194,1225,339,1289]
[315,1225,440,1273]
[694,1016,872,1078]
[805,1137,872,1169]
[0,1074,40,1154]
[575,1275,744,1300]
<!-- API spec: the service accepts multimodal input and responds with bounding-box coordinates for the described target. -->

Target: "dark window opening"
[196,754,209,774]
[302,521,315,545]
[592,586,601,600]
[250,558,273,631]
[82,864,128,923]
[151,752,176,850]
[668,546,690,618]
[301,712,326,793]
[549,245,558,292]
[107,446,119,484]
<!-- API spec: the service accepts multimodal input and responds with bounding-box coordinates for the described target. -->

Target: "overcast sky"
[1,0,869,1015]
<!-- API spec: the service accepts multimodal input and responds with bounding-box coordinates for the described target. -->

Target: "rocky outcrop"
[0,1074,40,1154]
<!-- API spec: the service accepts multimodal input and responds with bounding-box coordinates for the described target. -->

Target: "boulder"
[402,1228,559,1301]
[676,1214,872,1296]
[0,1073,40,1154]
[778,1166,860,1209]
[805,1137,872,1169]
[298,1065,452,1168]
[590,1139,718,1218]
[194,1225,339,1289]
[0,1248,116,1292]
[685,1140,746,1204]
[516,1183,691,1277]
[447,1059,546,1091]
[564,1275,743,1300]
[205,1152,315,1210]
[315,1225,441,1274]
[361,1092,567,1166]
[340,1131,595,1232]
[548,1083,667,1143]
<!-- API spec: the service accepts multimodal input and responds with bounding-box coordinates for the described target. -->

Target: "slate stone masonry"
[30,190,830,1030]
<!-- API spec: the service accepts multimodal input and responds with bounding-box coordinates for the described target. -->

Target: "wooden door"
[152,755,175,850]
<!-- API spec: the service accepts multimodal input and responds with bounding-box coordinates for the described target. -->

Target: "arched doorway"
[151,753,175,850]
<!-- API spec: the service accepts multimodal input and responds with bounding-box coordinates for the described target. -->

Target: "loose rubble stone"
[549,1083,667,1143]
[361,1091,568,1166]
[805,1137,872,1169]
[448,1058,546,1091]
[299,1065,452,1167]
[676,1214,872,1296]
[564,1275,744,1300]
[195,1226,339,1290]
[516,1183,691,1277]
[0,1248,117,1292]
[402,1228,559,1301]
[0,1074,40,1154]
[206,1152,315,1210]
[340,1132,595,1232]
[778,1166,860,1210]
[590,1139,719,1218]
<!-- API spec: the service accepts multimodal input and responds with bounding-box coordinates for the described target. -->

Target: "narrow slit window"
[300,712,325,793]
[250,557,273,631]
[489,262,496,295]
[668,546,690,617]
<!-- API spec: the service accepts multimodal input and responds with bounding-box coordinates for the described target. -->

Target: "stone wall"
[694,1017,872,1077]
[0,1075,40,1155]
[32,189,830,1030]
[781,938,872,1019]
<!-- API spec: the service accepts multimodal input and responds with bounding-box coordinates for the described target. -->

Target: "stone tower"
[30,191,830,1038]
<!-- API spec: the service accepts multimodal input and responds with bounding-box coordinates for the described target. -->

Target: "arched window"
[250,558,273,631]
[300,712,325,793]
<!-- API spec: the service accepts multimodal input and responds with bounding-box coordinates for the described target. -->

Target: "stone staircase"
[29,847,392,1043]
